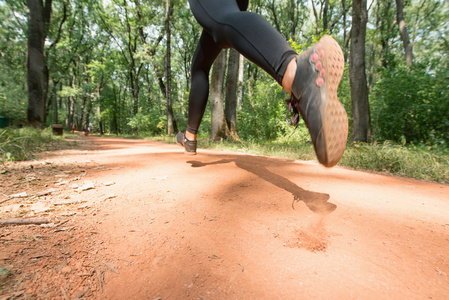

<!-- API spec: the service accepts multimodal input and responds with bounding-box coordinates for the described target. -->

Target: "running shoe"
[176,132,197,155]
[287,35,348,167]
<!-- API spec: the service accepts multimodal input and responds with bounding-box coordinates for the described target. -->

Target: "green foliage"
[1,0,448,184]
[0,94,27,124]
[371,64,449,145]
[340,141,449,183]
[127,108,165,135]
[288,33,327,53]
[0,2,27,124]
[338,64,352,137]
[58,86,82,98]
[187,136,448,183]
[0,127,64,162]
[237,80,292,141]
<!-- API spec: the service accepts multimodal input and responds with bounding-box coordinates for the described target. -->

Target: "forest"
[0,0,448,148]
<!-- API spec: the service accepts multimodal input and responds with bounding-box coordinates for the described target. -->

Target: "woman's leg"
[186,30,222,137]
[188,0,297,85]
[184,0,297,138]
[183,0,347,166]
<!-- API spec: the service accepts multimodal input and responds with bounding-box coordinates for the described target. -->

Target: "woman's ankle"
[282,57,297,95]
[185,131,197,141]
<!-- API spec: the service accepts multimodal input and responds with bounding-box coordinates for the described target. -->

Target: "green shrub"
[238,80,296,141]
[0,127,64,162]
[196,138,449,183]
[340,141,449,183]
[127,107,165,135]
[371,64,449,145]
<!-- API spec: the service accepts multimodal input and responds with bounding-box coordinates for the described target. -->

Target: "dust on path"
[1,135,448,299]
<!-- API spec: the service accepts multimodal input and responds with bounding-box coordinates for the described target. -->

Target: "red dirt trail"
[1,136,448,299]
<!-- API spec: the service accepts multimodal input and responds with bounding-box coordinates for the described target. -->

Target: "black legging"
[186,0,297,134]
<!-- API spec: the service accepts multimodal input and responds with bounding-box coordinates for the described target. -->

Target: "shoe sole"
[317,35,348,167]
[176,132,197,155]
[184,151,197,155]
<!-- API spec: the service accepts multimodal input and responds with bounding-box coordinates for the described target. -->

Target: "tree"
[2,0,447,145]
[311,0,344,35]
[262,0,306,41]
[395,0,413,67]
[26,0,52,126]
[349,0,371,142]
[0,2,28,123]
[164,0,177,135]
[210,50,228,141]
[225,49,240,139]
[237,54,245,110]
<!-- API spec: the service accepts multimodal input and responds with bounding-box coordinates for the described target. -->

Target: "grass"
[2,127,448,184]
[339,142,449,183]
[154,134,449,184]
[0,127,72,163]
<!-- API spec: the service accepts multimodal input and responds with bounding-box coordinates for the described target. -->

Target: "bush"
[238,80,296,141]
[0,127,63,162]
[127,107,165,135]
[371,64,449,145]
[340,141,449,183]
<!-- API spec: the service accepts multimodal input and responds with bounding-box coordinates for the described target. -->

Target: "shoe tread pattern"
[319,35,348,167]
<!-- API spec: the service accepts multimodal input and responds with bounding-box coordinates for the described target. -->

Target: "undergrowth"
[155,134,449,184]
[340,142,449,183]
[0,127,67,162]
[2,128,448,183]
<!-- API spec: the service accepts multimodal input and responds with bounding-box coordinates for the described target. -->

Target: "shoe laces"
[285,97,299,127]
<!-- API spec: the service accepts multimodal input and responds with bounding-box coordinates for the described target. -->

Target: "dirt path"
[1,135,449,299]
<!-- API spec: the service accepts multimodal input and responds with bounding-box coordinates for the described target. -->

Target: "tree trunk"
[349,0,372,142]
[395,0,413,67]
[323,0,329,31]
[97,105,104,135]
[66,73,76,131]
[225,49,240,140]
[290,0,296,39]
[269,0,281,33]
[98,76,105,135]
[311,0,320,35]
[26,0,52,127]
[85,99,92,135]
[80,77,88,130]
[342,0,349,61]
[210,50,228,141]
[165,0,177,136]
[52,92,58,124]
[50,79,59,124]
[237,54,244,110]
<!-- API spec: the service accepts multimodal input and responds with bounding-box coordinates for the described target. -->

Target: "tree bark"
[323,0,329,31]
[290,0,296,39]
[49,79,59,124]
[311,0,320,35]
[66,73,76,131]
[122,0,141,120]
[395,0,413,67]
[210,50,228,141]
[26,0,52,126]
[97,105,104,135]
[342,0,349,61]
[79,64,89,130]
[237,54,244,110]
[349,0,372,142]
[225,49,240,140]
[269,0,281,33]
[165,0,177,135]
